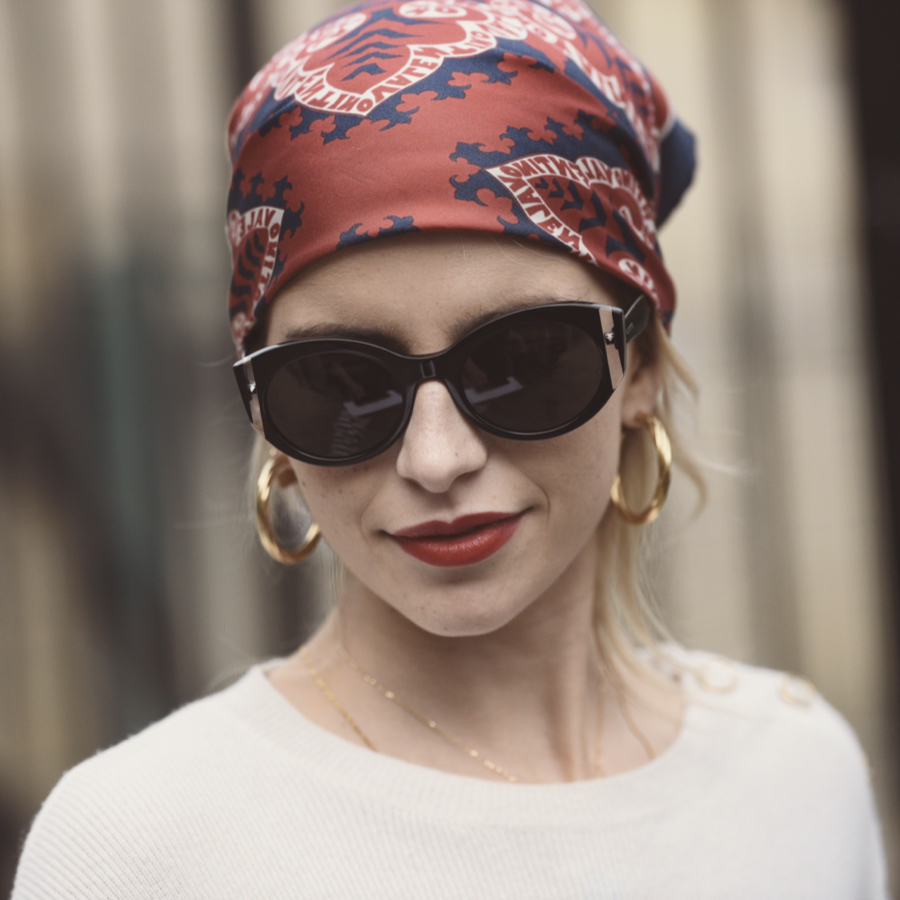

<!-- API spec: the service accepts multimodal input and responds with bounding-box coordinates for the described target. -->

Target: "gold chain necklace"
[337,644,521,783]
[300,647,376,751]
[299,645,654,782]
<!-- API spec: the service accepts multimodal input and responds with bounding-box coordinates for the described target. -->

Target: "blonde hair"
[248,310,705,684]
[592,315,705,691]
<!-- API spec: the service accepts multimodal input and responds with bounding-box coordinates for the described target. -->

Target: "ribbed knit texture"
[13,651,889,899]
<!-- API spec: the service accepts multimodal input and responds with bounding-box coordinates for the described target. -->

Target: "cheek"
[287,457,383,552]
[514,404,622,527]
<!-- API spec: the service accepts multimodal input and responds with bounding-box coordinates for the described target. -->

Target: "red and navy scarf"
[226,0,695,353]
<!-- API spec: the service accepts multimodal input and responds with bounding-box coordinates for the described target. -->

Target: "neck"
[274,539,682,783]
[322,541,603,782]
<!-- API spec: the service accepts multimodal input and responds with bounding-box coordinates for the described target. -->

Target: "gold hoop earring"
[255,454,322,564]
[610,414,672,525]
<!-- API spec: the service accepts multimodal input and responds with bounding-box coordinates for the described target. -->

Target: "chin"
[401,592,529,638]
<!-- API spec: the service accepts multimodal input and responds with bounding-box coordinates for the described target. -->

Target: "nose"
[395,380,488,493]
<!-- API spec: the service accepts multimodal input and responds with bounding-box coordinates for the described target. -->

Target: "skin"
[265,232,682,783]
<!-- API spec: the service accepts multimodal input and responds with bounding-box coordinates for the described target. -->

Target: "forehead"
[265,232,616,354]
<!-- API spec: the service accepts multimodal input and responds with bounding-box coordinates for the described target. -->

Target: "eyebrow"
[279,321,410,354]
[279,295,578,354]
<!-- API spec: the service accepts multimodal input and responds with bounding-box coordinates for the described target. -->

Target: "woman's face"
[266,233,660,637]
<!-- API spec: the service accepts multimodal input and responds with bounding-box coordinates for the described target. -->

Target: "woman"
[13,0,888,896]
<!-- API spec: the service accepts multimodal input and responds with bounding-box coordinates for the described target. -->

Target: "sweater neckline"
[219,655,727,829]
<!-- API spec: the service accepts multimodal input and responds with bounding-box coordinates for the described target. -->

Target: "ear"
[619,352,663,428]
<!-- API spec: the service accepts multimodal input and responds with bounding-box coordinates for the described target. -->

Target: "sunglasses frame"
[233,294,651,466]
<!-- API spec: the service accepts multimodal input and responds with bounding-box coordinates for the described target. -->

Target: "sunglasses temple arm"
[233,356,264,431]
[623,294,651,343]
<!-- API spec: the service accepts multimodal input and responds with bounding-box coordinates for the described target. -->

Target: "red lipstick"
[391,512,525,567]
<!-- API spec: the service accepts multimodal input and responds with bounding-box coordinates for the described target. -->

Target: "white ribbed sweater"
[13,653,889,899]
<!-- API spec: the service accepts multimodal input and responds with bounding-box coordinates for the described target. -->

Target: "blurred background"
[1,0,898,891]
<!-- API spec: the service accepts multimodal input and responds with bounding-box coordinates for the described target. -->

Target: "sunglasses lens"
[266,351,405,461]
[461,322,604,433]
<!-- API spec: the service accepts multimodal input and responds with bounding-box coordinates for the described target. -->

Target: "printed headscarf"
[226,0,695,354]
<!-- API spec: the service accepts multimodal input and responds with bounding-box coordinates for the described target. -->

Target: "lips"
[390,512,525,567]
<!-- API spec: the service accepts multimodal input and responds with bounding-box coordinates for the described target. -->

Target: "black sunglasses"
[233,294,651,466]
